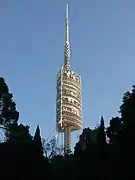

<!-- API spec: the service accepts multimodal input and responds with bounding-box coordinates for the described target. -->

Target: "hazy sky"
[0,0,135,147]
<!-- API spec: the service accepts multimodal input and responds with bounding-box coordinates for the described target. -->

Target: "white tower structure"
[56,4,82,154]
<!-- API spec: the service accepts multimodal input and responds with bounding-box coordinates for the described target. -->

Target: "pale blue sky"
[0,0,135,147]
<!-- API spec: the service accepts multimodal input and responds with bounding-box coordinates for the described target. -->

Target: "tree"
[118,86,135,156]
[119,86,135,162]
[97,116,106,146]
[120,86,135,135]
[74,127,99,154]
[33,125,44,156]
[5,122,33,144]
[0,77,19,140]
[0,77,19,125]
[43,136,64,158]
[106,117,121,144]
[115,86,135,178]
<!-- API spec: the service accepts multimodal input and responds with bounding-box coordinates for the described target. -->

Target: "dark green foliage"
[74,127,99,154]
[33,125,44,156]
[6,123,32,142]
[97,116,106,146]
[106,117,121,144]
[120,86,135,139]
[1,77,135,179]
[0,77,19,141]
[0,77,19,126]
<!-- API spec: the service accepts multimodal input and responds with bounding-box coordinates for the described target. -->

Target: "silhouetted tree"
[0,77,19,140]
[120,86,135,143]
[43,136,64,158]
[117,86,135,178]
[2,76,135,179]
[34,125,44,156]
[0,77,19,125]
[106,117,121,144]
[74,127,99,155]
[97,116,106,146]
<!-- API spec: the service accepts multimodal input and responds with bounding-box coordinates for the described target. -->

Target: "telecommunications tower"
[56,4,82,154]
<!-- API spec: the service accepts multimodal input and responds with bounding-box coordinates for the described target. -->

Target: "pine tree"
[0,77,19,139]
[97,116,106,146]
[33,125,44,156]
[0,77,19,125]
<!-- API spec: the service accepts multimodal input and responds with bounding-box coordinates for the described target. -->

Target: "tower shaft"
[64,126,71,154]
[64,4,71,154]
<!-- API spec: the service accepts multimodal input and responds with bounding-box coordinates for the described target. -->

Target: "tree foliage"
[1,77,135,179]
[0,77,19,126]
[33,125,44,156]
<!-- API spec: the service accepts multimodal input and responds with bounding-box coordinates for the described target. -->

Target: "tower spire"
[64,3,70,71]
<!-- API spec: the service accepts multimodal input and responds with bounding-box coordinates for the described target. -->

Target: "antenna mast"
[64,4,70,71]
